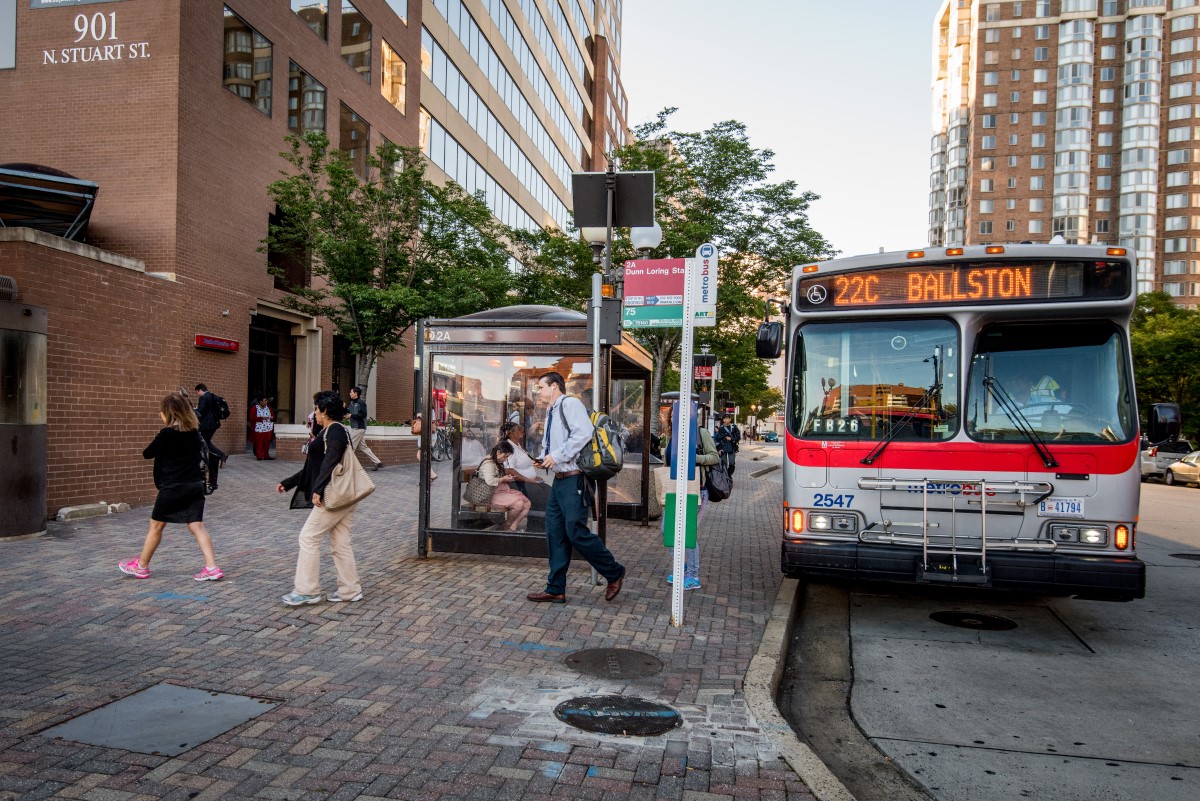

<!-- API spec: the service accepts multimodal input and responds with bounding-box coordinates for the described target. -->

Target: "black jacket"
[196,392,221,432]
[280,423,349,508]
[143,427,205,489]
[716,424,741,453]
[346,398,369,430]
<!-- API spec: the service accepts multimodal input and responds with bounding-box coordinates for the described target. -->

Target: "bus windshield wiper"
[983,376,1059,468]
[861,383,939,466]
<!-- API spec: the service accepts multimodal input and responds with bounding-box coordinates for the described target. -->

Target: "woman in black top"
[277,390,364,606]
[118,394,223,581]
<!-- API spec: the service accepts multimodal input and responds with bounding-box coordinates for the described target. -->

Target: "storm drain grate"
[564,648,663,680]
[40,682,278,756]
[1170,553,1200,561]
[929,611,1018,631]
[554,695,682,736]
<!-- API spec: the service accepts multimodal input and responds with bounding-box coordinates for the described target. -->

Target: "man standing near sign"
[716,414,740,476]
[526,372,626,604]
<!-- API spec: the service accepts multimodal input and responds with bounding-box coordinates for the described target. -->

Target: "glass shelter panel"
[790,319,960,441]
[426,353,593,533]
[965,323,1135,443]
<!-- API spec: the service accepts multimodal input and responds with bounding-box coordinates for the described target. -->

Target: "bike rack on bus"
[857,477,1056,585]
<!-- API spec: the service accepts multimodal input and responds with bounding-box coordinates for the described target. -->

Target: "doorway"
[248,314,297,427]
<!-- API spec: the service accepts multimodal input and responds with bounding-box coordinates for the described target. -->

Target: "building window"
[981,178,995,191]
[1009,155,1020,167]
[1007,198,1017,210]
[986,50,1000,64]
[1097,175,1112,189]
[1097,154,1113,167]
[1014,1,1024,14]
[1169,125,1194,142]
[1011,112,1021,123]
[1171,60,1196,78]
[980,221,994,235]
[1035,25,1049,40]
[1031,176,1045,190]
[1034,46,1049,61]
[984,92,999,107]
[1096,198,1111,211]
[1101,22,1117,37]
[1007,220,1016,231]
[384,0,408,23]
[1170,82,1195,99]
[1173,15,1196,32]
[1012,69,1022,81]
[1009,176,1019,187]
[1100,66,1115,81]
[1032,133,1047,147]
[1165,215,1189,230]
[1034,68,1049,82]
[986,28,1001,43]
[1031,154,1046,168]
[1033,111,1047,125]
[341,1,372,82]
[340,102,370,178]
[984,71,999,86]
[291,0,326,39]
[1100,45,1117,60]
[1010,133,1020,145]
[987,4,1001,21]
[1168,149,1193,164]
[1033,89,1049,104]
[983,113,997,128]
[1029,220,1044,234]
[1096,219,1110,233]
[1099,88,1115,103]
[1169,104,1194,120]
[980,199,994,213]
[1013,26,1023,38]
[381,39,406,113]
[1167,192,1190,208]
[982,135,997,149]
[269,205,311,291]
[1098,132,1114,146]
[288,61,326,134]
[1098,110,1115,124]
[1035,0,1050,16]
[222,7,272,116]
[1168,170,1191,186]
[1030,198,1044,212]
[1172,37,1195,54]
[1012,48,1022,60]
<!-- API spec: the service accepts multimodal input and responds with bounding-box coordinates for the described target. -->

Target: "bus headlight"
[809,513,857,534]
[1049,524,1107,546]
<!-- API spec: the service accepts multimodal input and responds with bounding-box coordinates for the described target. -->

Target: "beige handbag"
[323,424,376,510]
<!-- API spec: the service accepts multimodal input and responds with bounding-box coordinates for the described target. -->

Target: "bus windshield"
[790,319,960,441]
[965,322,1135,444]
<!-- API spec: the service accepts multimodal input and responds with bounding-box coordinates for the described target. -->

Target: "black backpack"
[215,395,231,420]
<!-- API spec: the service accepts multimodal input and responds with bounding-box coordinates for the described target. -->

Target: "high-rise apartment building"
[0,0,627,514]
[929,0,1200,304]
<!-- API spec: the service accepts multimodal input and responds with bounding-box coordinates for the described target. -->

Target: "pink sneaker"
[193,566,223,581]
[119,557,150,579]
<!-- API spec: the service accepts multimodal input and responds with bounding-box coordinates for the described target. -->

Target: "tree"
[264,131,515,393]
[610,111,835,431]
[1131,292,1200,438]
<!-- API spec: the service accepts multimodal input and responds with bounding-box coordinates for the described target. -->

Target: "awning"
[0,164,99,242]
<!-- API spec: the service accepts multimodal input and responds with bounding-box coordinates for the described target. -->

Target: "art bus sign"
[34,0,152,66]
[622,244,719,329]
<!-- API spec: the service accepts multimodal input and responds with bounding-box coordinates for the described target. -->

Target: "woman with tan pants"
[277,390,364,606]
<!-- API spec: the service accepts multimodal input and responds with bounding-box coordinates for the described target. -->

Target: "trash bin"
[0,302,48,538]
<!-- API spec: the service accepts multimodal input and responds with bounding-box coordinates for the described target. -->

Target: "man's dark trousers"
[543,473,623,596]
[200,428,224,488]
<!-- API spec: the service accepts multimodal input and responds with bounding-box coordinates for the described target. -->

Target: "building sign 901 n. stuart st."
[38,3,150,65]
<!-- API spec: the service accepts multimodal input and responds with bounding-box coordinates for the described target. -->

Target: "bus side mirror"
[1147,402,1181,446]
[756,321,783,359]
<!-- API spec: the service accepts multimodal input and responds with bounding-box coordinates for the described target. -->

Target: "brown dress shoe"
[604,570,626,602]
[527,591,566,604]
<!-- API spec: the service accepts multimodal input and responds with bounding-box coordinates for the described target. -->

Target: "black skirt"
[152,481,206,524]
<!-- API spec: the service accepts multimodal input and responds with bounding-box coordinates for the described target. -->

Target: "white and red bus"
[756,243,1166,601]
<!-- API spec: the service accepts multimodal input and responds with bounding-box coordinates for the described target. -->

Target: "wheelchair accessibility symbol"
[806,285,828,304]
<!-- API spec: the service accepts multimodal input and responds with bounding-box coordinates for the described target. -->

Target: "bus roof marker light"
[946,247,964,256]
[802,264,819,273]
[1107,247,1127,257]
[907,250,925,259]
[985,246,1005,254]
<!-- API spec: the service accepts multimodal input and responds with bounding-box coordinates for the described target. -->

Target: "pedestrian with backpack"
[526,372,626,605]
[194,383,228,489]
[716,414,741,476]
[118,393,223,581]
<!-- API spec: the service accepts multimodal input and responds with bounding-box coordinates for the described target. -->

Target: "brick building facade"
[0,0,423,514]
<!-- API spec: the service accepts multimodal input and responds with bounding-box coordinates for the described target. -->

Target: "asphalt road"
[779,480,1200,801]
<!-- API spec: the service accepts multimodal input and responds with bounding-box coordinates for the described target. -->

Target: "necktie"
[543,404,553,457]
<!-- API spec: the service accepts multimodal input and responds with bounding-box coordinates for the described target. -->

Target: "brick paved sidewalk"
[0,453,814,801]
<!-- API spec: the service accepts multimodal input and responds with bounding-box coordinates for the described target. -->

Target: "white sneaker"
[328,591,364,602]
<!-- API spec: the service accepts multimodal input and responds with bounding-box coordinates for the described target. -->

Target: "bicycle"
[431,427,452,462]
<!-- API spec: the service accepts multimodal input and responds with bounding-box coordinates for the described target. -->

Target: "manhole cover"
[554,695,682,736]
[565,648,663,679]
[929,611,1017,631]
[40,683,278,756]
[1170,553,1200,561]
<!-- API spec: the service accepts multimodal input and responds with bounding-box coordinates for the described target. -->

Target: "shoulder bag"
[705,460,733,502]
[322,424,376,510]
[463,459,495,506]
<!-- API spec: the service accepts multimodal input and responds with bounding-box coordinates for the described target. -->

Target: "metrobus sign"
[623,244,718,328]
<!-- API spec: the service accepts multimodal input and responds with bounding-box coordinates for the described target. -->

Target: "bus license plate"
[1038,497,1085,518]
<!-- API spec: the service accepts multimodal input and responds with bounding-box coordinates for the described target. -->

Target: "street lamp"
[630,221,663,258]
[581,226,608,265]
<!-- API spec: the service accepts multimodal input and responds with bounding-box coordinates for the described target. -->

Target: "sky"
[619,0,947,260]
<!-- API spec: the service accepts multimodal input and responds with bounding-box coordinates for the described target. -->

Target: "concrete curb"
[749,463,781,479]
[744,578,857,801]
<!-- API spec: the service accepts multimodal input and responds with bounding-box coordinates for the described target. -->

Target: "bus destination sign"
[798,260,1127,310]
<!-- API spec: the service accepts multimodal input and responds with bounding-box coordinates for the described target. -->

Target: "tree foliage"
[264,131,515,391]
[1131,291,1200,438]
[609,110,835,428]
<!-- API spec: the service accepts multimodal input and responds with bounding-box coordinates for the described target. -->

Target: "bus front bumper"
[781,540,1146,600]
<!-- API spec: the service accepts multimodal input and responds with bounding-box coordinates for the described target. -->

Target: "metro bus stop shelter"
[416,305,654,558]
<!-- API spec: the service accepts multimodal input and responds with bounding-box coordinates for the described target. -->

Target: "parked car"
[1164,451,1200,486]
[761,430,779,442]
[1141,439,1193,481]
